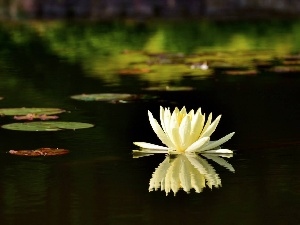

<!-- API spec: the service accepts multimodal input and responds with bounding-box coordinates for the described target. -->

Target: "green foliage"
[1,20,300,84]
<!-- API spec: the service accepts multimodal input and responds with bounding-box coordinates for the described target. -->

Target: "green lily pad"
[70,93,157,103]
[70,93,136,102]
[0,107,65,116]
[2,121,94,131]
[143,86,194,91]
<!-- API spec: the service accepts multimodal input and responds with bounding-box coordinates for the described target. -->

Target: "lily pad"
[282,60,300,65]
[0,108,65,116]
[14,114,59,121]
[70,93,136,102]
[8,148,69,156]
[270,65,300,73]
[224,69,258,76]
[143,86,194,91]
[2,121,94,131]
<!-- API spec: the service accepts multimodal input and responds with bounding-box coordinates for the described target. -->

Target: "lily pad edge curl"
[1,121,94,131]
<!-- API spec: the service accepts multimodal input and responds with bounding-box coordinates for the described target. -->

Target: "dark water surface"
[0,20,299,225]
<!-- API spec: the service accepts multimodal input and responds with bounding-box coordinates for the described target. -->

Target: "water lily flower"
[134,106,235,154]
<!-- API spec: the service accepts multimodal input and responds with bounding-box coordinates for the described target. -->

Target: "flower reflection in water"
[133,152,234,196]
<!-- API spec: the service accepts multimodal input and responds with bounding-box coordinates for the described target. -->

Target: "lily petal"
[170,109,179,129]
[188,109,194,117]
[200,132,235,151]
[170,127,181,152]
[200,115,221,138]
[201,113,212,135]
[133,142,169,150]
[163,108,172,137]
[132,150,168,156]
[177,106,186,124]
[190,111,205,143]
[185,137,210,153]
[179,115,191,149]
[159,106,167,133]
[148,111,175,148]
[203,149,233,154]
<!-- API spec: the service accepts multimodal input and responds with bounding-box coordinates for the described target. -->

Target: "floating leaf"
[2,121,94,131]
[143,86,194,91]
[0,108,65,116]
[14,114,59,121]
[8,148,69,156]
[70,93,156,103]
[282,60,300,65]
[224,69,257,76]
[146,52,185,65]
[283,54,300,61]
[70,93,136,102]
[270,65,300,73]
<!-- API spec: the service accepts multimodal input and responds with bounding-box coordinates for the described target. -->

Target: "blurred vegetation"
[1,19,300,84]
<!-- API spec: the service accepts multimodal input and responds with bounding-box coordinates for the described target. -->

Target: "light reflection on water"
[3,161,49,214]
[0,20,299,225]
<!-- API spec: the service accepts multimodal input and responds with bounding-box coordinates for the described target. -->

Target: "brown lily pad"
[224,69,258,76]
[283,54,300,61]
[14,114,59,121]
[270,66,300,73]
[282,60,300,65]
[8,148,69,156]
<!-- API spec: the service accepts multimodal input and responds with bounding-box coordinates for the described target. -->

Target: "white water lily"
[134,106,235,154]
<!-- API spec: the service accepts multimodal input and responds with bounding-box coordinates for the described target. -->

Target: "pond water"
[0,20,299,225]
